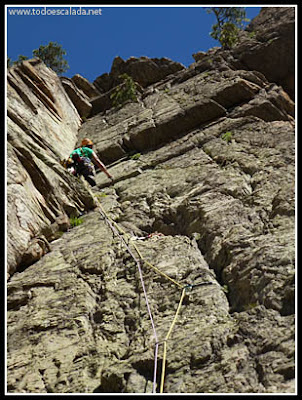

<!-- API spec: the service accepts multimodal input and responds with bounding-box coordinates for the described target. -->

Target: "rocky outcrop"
[94,56,185,94]
[89,56,185,117]
[81,62,295,319]
[7,59,96,278]
[7,7,295,394]
[60,77,92,119]
[71,74,101,99]
[80,65,294,166]
[7,207,294,393]
[192,7,295,101]
[231,7,295,100]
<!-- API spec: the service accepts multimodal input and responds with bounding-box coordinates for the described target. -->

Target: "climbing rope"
[97,202,160,392]
[131,241,184,289]
[160,286,186,393]
[96,200,214,393]
[99,204,183,289]
[135,258,159,393]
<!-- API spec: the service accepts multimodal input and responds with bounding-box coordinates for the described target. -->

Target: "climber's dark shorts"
[74,158,96,186]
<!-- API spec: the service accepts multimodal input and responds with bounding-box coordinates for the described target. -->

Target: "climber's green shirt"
[70,146,93,160]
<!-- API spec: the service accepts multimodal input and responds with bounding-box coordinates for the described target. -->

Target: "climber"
[69,138,113,187]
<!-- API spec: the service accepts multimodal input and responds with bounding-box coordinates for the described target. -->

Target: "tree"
[110,74,139,108]
[207,7,249,49]
[7,55,28,68]
[32,41,69,75]
[13,55,29,65]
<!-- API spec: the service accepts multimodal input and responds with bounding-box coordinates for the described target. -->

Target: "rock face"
[7,59,96,278]
[71,74,101,99]
[7,7,295,394]
[231,6,295,100]
[89,56,185,117]
[93,56,185,94]
[60,77,92,119]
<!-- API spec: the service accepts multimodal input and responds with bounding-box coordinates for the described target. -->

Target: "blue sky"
[6,5,262,83]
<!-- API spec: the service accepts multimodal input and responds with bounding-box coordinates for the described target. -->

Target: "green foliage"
[222,284,229,294]
[248,30,256,39]
[129,152,141,160]
[7,57,12,68]
[32,41,69,75]
[192,232,201,241]
[7,55,28,68]
[207,7,249,49]
[70,216,84,227]
[221,131,233,143]
[95,192,108,199]
[55,231,65,239]
[8,41,69,75]
[110,73,138,107]
[13,55,29,66]
[217,22,240,49]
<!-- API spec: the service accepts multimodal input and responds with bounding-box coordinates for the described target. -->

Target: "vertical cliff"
[7,59,96,279]
[6,7,295,394]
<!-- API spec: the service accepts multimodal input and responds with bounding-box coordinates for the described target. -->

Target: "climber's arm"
[92,152,113,180]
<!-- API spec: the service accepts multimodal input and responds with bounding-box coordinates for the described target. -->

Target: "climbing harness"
[96,200,214,393]
[61,147,97,186]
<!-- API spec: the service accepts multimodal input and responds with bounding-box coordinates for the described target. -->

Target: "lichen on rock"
[6,7,295,394]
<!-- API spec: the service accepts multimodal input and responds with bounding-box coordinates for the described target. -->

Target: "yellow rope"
[97,201,184,289]
[160,287,186,393]
[131,241,184,289]
[96,199,187,393]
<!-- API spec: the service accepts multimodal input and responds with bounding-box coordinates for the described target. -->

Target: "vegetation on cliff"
[6,7,295,395]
